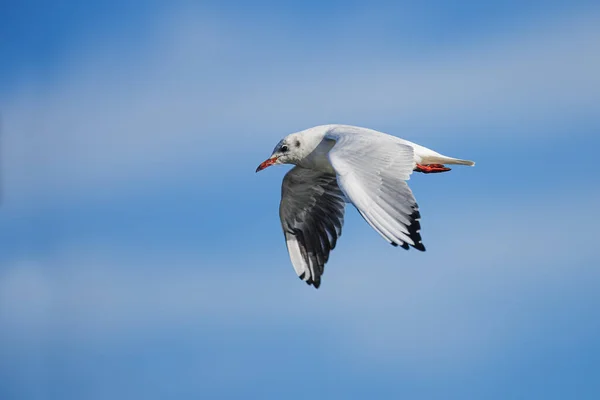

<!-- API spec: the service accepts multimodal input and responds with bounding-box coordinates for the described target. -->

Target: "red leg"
[415,164,451,173]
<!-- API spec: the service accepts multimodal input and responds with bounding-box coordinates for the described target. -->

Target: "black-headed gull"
[256,124,475,288]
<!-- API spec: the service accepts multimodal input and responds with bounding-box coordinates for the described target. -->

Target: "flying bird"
[256,124,475,288]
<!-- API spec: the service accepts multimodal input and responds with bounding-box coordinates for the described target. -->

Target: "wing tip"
[407,208,426,252]
[306,277,321,289]
[412,242,426,252]
[397,241,426,251]
[299,271,321,289]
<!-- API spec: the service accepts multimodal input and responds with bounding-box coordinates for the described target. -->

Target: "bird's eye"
[280,145,289,152]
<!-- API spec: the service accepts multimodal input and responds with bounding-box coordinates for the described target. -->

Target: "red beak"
[256,157,277,172]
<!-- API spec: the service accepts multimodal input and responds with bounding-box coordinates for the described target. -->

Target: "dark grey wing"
[279,166,346,289]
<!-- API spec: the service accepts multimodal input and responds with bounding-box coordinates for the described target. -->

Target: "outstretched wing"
[279,166,346,288]
[325,127,425,251]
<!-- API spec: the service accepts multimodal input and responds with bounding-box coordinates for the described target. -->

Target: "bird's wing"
[279,166,346,288]
[325,128,425,251]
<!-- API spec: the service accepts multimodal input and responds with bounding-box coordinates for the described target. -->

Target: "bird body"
[274,124,474,173]
[256,124,474,288]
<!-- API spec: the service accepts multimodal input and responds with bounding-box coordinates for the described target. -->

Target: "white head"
[255,132,309,172]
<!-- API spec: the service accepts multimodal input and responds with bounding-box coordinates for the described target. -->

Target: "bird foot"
[415,164,451,173]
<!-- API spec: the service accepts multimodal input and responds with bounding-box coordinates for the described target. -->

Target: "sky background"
[1,1,600,399]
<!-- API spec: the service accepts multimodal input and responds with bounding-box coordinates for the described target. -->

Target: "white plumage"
[256,124,475,288]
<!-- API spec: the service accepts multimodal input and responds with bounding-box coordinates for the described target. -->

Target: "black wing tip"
[393,241,425,251]
[406,207,425,252]
[306,277,321,289]
[412,242,426,252]
[412,209,421,220]
[299,272,321,289]
[395,241,426,251]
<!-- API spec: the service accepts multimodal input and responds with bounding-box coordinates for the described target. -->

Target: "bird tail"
[409,143,475,167]
[443,157,475,166]
[422,154,475,167]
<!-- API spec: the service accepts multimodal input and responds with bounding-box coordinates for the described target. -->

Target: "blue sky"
[1,1,600,399]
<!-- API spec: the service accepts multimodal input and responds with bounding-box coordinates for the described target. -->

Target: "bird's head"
[256,134,304,172]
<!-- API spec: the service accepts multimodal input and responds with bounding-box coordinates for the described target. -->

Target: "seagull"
[256,124,475,288]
